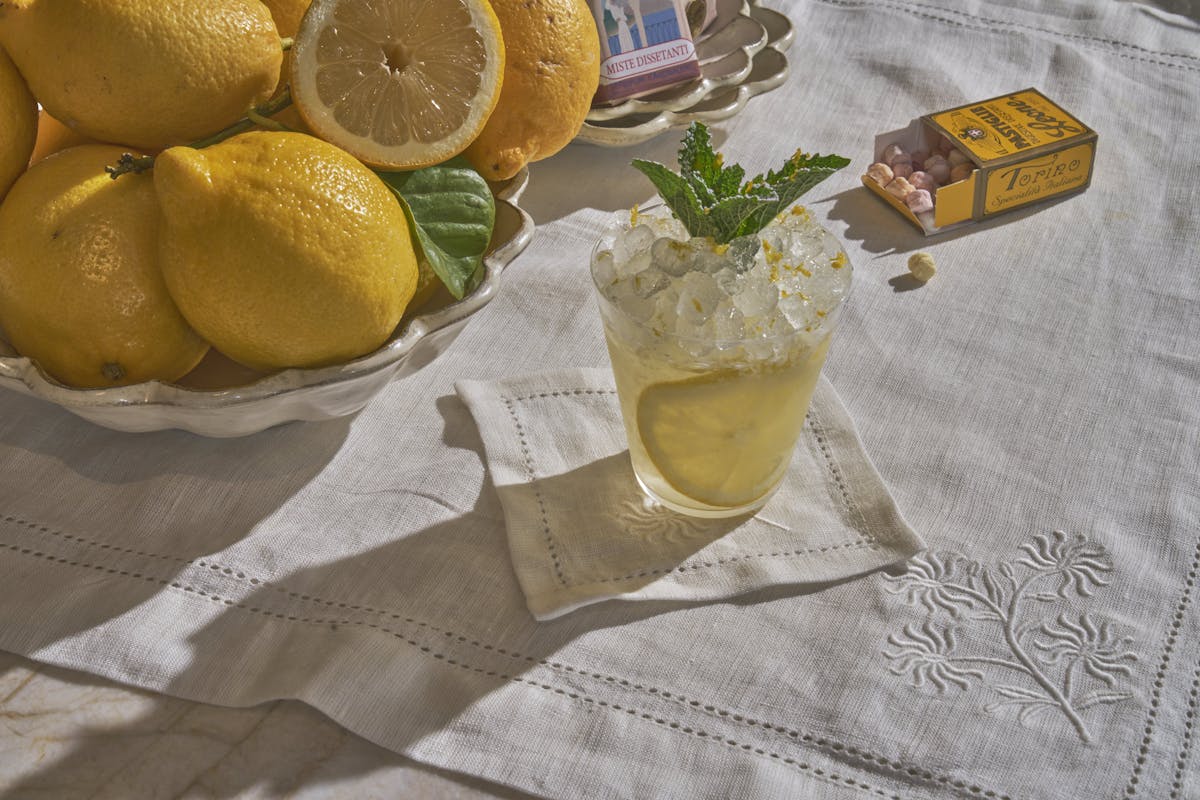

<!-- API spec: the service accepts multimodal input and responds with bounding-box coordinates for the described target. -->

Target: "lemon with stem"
[0,145,209,388]
[154,131,418,371]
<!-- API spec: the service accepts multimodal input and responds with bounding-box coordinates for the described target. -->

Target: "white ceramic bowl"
[0,170,534,437]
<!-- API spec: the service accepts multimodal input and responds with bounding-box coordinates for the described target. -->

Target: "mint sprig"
[632,122,850,244]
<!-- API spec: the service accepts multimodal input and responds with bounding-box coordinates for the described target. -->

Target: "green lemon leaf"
[376,157,495,300]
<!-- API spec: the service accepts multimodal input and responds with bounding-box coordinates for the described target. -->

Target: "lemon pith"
[290,0,505,170]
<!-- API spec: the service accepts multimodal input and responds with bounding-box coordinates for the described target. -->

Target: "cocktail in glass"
[591,203,851,518]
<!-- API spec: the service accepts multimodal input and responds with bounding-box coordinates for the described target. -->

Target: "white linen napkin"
[457,368,924,619]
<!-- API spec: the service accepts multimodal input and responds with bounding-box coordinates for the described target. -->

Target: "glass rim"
[589,226,851,348]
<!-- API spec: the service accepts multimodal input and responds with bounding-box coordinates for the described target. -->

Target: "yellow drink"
[591,204,851,518]
[599,294,833,517]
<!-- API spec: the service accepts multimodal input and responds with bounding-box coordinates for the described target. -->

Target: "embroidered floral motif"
[882,530,1138,742]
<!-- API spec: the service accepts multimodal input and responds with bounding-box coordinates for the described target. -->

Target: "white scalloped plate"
[0,170,534,437]
[577,0,793,146]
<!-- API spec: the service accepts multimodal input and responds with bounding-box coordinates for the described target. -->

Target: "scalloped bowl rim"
[0,168,534,418]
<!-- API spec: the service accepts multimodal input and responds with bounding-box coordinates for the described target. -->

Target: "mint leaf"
[631,158,714,238]
[749,151,852,219]
[678,123,744,205]
[634,122,848,244]
[376,157,495,300]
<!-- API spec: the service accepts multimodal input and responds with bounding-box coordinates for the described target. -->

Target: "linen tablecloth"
[1,1,1198,797]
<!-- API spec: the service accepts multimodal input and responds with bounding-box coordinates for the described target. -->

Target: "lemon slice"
[636,360,823,509]
[290,0,505,170]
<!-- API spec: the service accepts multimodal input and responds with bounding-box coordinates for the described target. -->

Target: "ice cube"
[726,236,760,273]
[713,304,745,341]
[732,272,778,318]
[676,272,721,326]
[592,248,617,287]
[652,237,696,277]
[631,267,670,298]
[616,224,656,259]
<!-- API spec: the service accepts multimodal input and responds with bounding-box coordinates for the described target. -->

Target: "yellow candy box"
[863,88,1098,234]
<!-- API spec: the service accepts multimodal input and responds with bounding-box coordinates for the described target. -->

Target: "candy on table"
[909,171,938,193]
[905,188,934,214]
[866,162,894,185]
[892,161,914,179]
[885,176,915,199]
[908,251,937,282]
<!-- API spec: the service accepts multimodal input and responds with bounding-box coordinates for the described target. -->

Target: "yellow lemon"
[29,109,97,166]
[463,0,600,181]
[260,0,310,38]
[0,0,282,150]
[290,0,505,170]
[260,0,311,94]
[0,45,36,199]
[0,145,209,388]
[154,131,418,371]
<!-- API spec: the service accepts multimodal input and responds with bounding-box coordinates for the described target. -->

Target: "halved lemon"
[636,347,828,508]
[290,0,505,170]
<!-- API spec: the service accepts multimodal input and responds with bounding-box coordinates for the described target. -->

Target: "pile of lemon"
[0,0,599,388]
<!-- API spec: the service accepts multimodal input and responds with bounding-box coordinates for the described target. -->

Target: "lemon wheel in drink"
[635,342,828,513]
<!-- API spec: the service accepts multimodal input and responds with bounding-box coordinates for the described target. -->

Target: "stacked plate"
[578,0,794,147]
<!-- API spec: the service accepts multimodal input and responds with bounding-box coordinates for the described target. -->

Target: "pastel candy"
[866,162,894,185]
[908,251,937,282]
[909,171,938,193]
[882,143,907,165]
[892,162,914,179]
[947,149,970,167]
[950,163,974,182]
[925,159,951,184]
[905,188,934,214]
[885,176,915,199]
[911,149,929,170]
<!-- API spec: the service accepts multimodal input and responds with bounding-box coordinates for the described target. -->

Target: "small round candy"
[892,162,914,179]
[882,143,907,166]
[865,162,894,185]
[905,188,934,214]
[908,251,937,282]
[949,163,974,183]
[909,171,938,193]
[947,149,970,167]
[885,176,915,199]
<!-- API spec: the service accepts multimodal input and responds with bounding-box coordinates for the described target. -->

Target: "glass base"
[634,470,778,519]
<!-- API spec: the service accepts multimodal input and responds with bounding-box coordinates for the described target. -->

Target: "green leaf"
[679,122,743,204]
[376,157,495,300]
[631,158,714,238]
[631,122,850,244]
